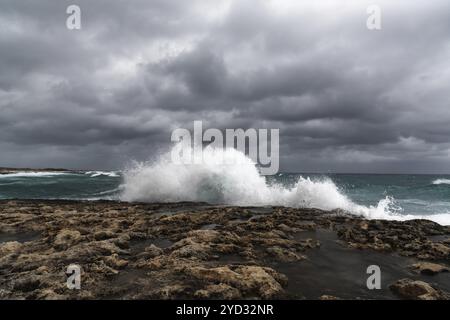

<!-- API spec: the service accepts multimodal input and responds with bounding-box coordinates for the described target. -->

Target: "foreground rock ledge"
[0,200,449,300]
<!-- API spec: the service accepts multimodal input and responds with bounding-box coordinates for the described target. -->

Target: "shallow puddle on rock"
[0,231,40,243]
[200,223,221,230]
[246,207,274,215]
[100,268,151,299]
[151,238,173,249]
[428,234,449,242]
[273,229,450,299]
[249,215,266,221]
[129,237,173,254]
[216,253,248,265]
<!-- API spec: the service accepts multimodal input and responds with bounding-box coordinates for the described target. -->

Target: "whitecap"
[0,172,71,178]
[432,178,450,185]
[85,171,120,178]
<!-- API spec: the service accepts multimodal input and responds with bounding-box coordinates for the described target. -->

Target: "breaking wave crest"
[432,178,450,185]
[120,146,449,225]
[85,171,120,178]
[0,172,71,178]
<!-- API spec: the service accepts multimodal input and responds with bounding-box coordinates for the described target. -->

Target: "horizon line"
[1,166,450,176]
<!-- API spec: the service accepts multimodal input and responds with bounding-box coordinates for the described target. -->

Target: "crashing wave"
[120,145,450,225]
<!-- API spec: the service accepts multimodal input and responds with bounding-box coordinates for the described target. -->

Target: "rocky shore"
[0,200,449,300]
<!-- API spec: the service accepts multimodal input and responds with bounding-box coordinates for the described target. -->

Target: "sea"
[1,169,449,226]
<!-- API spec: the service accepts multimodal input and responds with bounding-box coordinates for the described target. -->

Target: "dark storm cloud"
[0,0,450,172]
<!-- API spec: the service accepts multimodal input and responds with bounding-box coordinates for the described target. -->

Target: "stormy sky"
[1,0,450,173]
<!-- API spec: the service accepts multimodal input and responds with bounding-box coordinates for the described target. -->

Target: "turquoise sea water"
[1,171,449,224]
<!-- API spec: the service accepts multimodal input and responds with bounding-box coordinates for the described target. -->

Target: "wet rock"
[144,244,163,257]
[336,219,449,260]
[295,221,316,230]
[170,239,212,260]
[91,260,119,277]
[266,246,305,262]
[114,234,131,249]
[0,289,12,299]
[94,230,116,241]
[155,284,189,299]
[186,229,221,242]
[11,253,47,272]
[0,200,448,300]
[92,240,127,256]
[194,283,242,299]
[277,224,297,233]
[185,265,286,299]
[297,238,320,250]
[0,241,22,256]
[103,254,128,269]
[389,278,449,300]
[429,243,450,259]
[35,289,66,300]
[411,262,449,275]
[212,243,239,254]
[13,276,42,292]
[235,266,287,298]
[54,229,81,250]
[319,295,340,300]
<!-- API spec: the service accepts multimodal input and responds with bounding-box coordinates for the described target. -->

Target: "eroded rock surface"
[0,200,448,300]
[389,278,449,300]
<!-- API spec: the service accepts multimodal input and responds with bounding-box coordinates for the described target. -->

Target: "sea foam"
[120,146,450,225]
[85,171,120,178]
[0,172,71,178]
[432,178,450,185]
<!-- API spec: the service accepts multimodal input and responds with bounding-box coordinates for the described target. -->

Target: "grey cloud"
[0,0,450,172]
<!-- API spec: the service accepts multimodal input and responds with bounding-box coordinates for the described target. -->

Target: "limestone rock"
[194,283,242,299]
[266,246,305,262]
[389,278,448,300]
[320,295,340,300]
[94,230,116,241]
[0,241,22,256]
[13,276,42,292]
[103,253,128,269]
[144,244,163,257]
[411,262,449,275]
[1,200,449,300]
[185,265,286,299]
[155,284,188,300]
[54,229,81,250]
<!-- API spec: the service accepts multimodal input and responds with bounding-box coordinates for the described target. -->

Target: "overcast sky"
[1,0,450,173]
